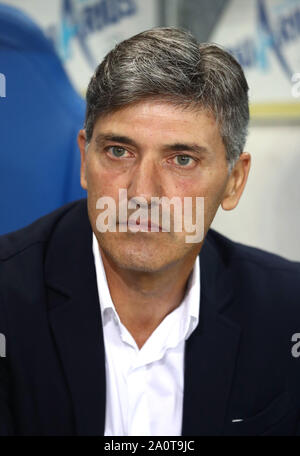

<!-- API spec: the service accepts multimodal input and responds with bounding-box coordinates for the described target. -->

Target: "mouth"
[118,220,167,232]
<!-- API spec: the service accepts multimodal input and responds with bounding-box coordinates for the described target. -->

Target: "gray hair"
[84,27,249,170]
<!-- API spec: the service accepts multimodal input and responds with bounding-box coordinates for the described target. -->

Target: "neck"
[99,247,199,348]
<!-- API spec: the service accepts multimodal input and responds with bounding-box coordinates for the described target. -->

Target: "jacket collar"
[45,199,241,435]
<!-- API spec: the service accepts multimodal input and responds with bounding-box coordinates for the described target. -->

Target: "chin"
[98,235,175,273]
[111,247,165,273]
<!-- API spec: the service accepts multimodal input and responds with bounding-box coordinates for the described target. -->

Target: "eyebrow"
[161,142,210,156]
[94,133,210,156]
[95,133,138,149]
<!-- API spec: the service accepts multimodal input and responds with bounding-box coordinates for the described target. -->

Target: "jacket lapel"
[45,200,106,436]
[181,234,241,435]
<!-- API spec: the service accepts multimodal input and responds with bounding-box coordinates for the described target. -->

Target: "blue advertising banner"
[211,0,300,119]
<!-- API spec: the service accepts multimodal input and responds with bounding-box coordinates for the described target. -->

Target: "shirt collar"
[92,233,118,320]
[92,233,200,343]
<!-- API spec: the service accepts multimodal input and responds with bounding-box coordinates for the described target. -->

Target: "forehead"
[91,99,224,153]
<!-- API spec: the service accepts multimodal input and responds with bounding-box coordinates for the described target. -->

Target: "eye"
[173,155,195,166]
[107,146,129,158]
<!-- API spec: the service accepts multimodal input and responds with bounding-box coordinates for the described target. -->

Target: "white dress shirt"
[92,233,200,436]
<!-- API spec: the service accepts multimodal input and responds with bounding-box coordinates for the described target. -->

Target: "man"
[0,27,300,436]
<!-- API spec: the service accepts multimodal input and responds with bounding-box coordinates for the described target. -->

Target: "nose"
[127,155,162,204]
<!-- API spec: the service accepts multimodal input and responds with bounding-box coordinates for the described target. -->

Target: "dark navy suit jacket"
[0,199,300,435]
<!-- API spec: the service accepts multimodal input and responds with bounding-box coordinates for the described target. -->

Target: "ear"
[221,153,251,211]
[77,129,88,190]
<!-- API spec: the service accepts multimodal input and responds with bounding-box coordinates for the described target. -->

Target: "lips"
[118,220,166,232]
[128,219,161,231]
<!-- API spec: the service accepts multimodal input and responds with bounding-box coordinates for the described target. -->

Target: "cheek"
[183,171,228,216]
[167,176,200,198]
[86,160,115,195]
[203,179,228,222]
[88,155,131,188]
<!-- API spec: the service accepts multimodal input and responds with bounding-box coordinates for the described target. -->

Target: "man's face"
[79,99,249,273]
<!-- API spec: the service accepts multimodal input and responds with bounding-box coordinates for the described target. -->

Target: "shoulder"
[206,231,300,410]
[0,199,86,261]
[206,228,300,274]
[205,228,300,319]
